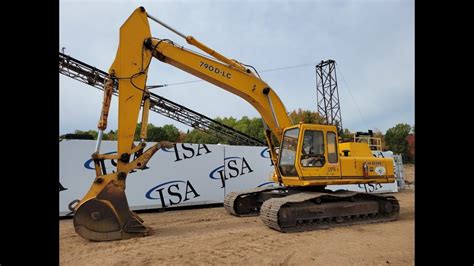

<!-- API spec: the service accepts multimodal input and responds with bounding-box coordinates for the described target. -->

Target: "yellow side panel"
[283,177,395,187]
[339,157,394,178]
[338,142,373,157]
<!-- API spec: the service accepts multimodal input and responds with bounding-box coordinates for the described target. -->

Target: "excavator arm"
[72,7,173,241]
[73,6,291,241]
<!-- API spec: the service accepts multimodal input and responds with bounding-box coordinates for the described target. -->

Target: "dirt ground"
[60,165,414,265]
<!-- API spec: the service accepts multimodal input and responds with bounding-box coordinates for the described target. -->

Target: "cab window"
[327,131,338,163]
[300,130,325,167]
[278,128,299,176]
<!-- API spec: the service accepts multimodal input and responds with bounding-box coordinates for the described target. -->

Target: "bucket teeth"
[131,210,145,223]
[123,214,150,233]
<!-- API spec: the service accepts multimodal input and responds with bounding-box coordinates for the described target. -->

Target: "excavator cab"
[278,124,338,178]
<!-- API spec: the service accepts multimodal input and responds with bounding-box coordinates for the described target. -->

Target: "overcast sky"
[60,0,414,135]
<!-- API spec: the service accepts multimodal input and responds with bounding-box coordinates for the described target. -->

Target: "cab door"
[297,127,341,180]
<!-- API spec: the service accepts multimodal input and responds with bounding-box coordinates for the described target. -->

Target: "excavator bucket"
[73,141,172,241]
[73,181,152,241]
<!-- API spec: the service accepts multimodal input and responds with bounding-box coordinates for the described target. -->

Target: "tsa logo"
[145,180,200,208]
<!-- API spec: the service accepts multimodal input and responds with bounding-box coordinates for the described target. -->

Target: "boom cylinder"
[146,13,247,72]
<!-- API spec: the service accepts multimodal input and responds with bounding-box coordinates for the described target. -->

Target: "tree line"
[69,108,414,162]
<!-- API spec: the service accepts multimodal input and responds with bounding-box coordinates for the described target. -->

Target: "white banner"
[60,140,224,216]
[60,140,399,216]
[221,145,277,195]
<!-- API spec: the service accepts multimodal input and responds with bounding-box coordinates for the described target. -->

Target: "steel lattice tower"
[316,59,343,136]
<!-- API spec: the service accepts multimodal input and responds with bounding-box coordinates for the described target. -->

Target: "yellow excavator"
[72,7,399,241]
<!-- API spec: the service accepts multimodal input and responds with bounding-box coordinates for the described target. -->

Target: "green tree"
[147,126,162,142]
[384,123,412,160]
[234,116,249,135]
[74,129,98,139]
[162,124,180,142]
[134,122,152,141]
[183,109,327,145]
[184,129,220,144]
[288,108,325,124]
[372,128,385,150]
[103,130,117,140]
[215,116,238,128]
[231,116,266,143]
[183,116,269,145]
[148,124,180,142]
[71,124,181,142]
[340,128,352,140]
[178,131,187,142]
[247,117,265,142]
[134,123,182,142]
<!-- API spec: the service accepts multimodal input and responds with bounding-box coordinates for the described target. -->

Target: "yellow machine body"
[72,7,397,241]
[271,124,395,187]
